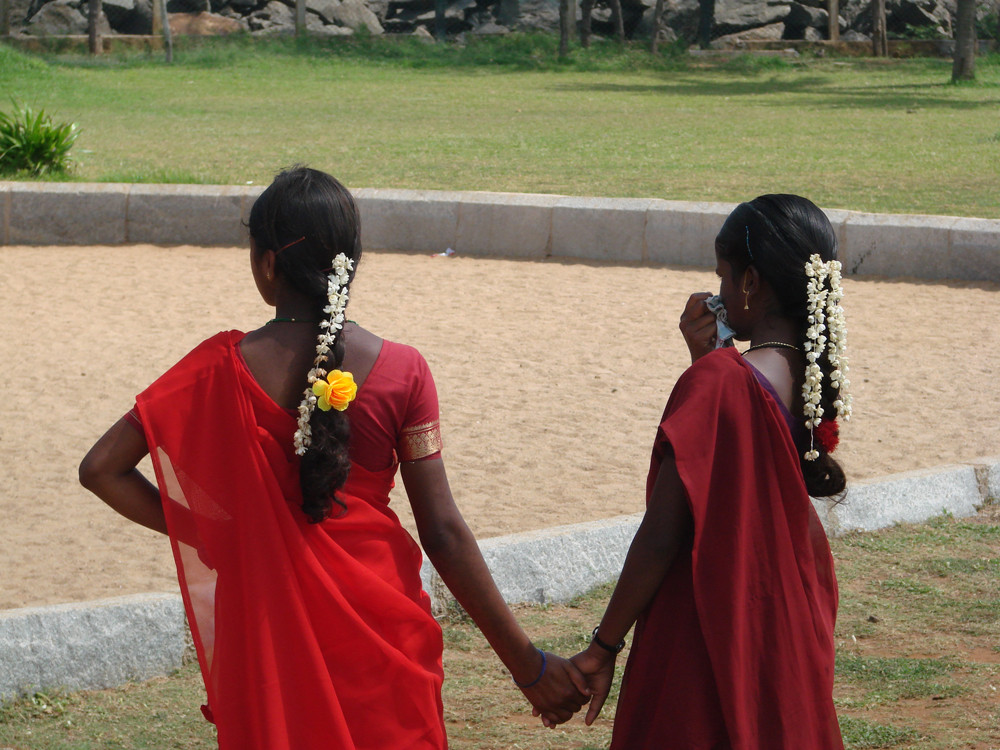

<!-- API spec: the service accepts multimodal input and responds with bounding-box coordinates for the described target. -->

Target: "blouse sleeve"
[397,351,443,462]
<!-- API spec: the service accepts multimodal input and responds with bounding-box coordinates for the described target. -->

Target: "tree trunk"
[1,0,10,38]
[497,0,518,28]
[151,0,161,34]
[608,0,624,42]
[650,0,666,53]
[87,0,102,55]
[698,0,714,49]
[952,0,976,81]
[827,0,838,42]
[871,0,887,57]
[558,0,572,58]
[580,0,593,47]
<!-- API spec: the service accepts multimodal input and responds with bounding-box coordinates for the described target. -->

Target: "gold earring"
[743,285,750,311]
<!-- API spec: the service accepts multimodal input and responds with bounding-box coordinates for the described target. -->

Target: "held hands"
[570,643,618,726]
[679,292,717,364]
[518,651,590,728]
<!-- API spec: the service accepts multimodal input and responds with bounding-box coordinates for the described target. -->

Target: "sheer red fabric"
[610,348,843,750]
[135,331,446,750]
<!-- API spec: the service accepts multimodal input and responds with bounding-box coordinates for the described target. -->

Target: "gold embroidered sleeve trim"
[399,420,443,462]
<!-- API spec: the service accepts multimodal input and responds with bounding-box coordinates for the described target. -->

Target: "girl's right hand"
[679,292,717,364]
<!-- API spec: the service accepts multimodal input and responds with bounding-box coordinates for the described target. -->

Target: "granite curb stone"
[0,593,188,702]
[126,184,247,246]
[2,458,995,701]
[453,191,561,259]
[7,182,129,245]
[0,182,997,282]
[550,196,652,262]
[1,183,9,245]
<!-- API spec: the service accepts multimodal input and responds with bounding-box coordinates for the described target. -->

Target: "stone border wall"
[2,456,997,701]
[2,181,998,281]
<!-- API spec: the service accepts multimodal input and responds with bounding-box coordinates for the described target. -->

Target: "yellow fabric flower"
[312,370,357,412]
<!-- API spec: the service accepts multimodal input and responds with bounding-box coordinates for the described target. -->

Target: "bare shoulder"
[741,349,801,414]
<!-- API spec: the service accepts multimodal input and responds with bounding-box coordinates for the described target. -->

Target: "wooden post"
[698,0,714,49]
[558,0,571,58]
[609,0,624,42]
[88,0,103,55]
[871,0,887,57]
[952,0,976,81]
[497,0,517,28]
[650,0,666,53]
[160,0,173,63]
[828,0,838,42]
[151,0,161,35]
[580,0,593,48]
[295,0,305,36]
[434,0,445,39]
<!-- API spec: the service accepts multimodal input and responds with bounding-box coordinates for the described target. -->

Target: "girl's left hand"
[521,652,590,728]
[570,645,617,726]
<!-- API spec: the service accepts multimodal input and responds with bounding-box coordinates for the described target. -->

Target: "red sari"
[610,348,843,750]
[134,331,447,750]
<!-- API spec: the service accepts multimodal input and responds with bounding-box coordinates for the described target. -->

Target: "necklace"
[745,341,802,353]
[266,317,320,325]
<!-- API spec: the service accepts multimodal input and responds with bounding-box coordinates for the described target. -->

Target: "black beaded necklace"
[265,317,319,325]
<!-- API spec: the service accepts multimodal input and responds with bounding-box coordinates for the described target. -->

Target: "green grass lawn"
[2,503,997,749]
[1,36,999,217]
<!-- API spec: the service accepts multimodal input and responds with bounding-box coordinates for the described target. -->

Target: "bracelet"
[512,648,547,689]
[591,626,625,654]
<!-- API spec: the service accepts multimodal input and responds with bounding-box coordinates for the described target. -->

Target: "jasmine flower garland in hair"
[824,259,852,421]
[802,254,851,462]
[293,253,356,456]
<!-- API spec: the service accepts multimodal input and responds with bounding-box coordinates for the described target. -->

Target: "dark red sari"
[135,331,447,750]
[611,348,843,750]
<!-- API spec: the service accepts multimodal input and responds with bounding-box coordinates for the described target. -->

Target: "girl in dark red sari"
[80,167,587,749]
[572,195,851,749]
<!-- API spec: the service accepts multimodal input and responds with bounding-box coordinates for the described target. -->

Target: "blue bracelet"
[512,648,547,689]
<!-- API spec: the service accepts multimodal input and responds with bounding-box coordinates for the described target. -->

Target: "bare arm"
[79,418,166,535]
[570,449,692,725]
[401,458,588,727]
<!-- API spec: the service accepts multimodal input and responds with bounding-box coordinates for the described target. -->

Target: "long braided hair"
[716,194,847,499]
[248,167,363,522]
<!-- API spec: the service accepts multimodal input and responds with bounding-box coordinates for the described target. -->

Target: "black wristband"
[591,626,625,654]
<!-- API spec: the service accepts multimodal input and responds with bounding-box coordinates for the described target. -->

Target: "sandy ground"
[1,245,997,610]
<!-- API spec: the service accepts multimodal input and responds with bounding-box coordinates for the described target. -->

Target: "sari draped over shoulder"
[611,347,843,750]
[135,331,446,750]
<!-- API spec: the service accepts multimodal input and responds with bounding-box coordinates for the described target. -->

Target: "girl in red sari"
[572,195,850,749]
[80,167,587,749]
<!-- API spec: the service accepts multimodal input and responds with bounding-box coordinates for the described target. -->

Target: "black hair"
[248,166,362,523]
[716,194,847,499]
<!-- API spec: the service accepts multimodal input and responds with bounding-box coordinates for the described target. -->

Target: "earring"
[743,284,750,311]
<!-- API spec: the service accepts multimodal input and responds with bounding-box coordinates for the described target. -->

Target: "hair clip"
[745,226,754,261]
[277,236,306,254]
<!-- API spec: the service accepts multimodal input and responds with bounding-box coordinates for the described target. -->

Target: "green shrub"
[0,101,80,176]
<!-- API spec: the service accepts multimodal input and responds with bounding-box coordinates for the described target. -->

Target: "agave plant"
[0,101,80,177]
